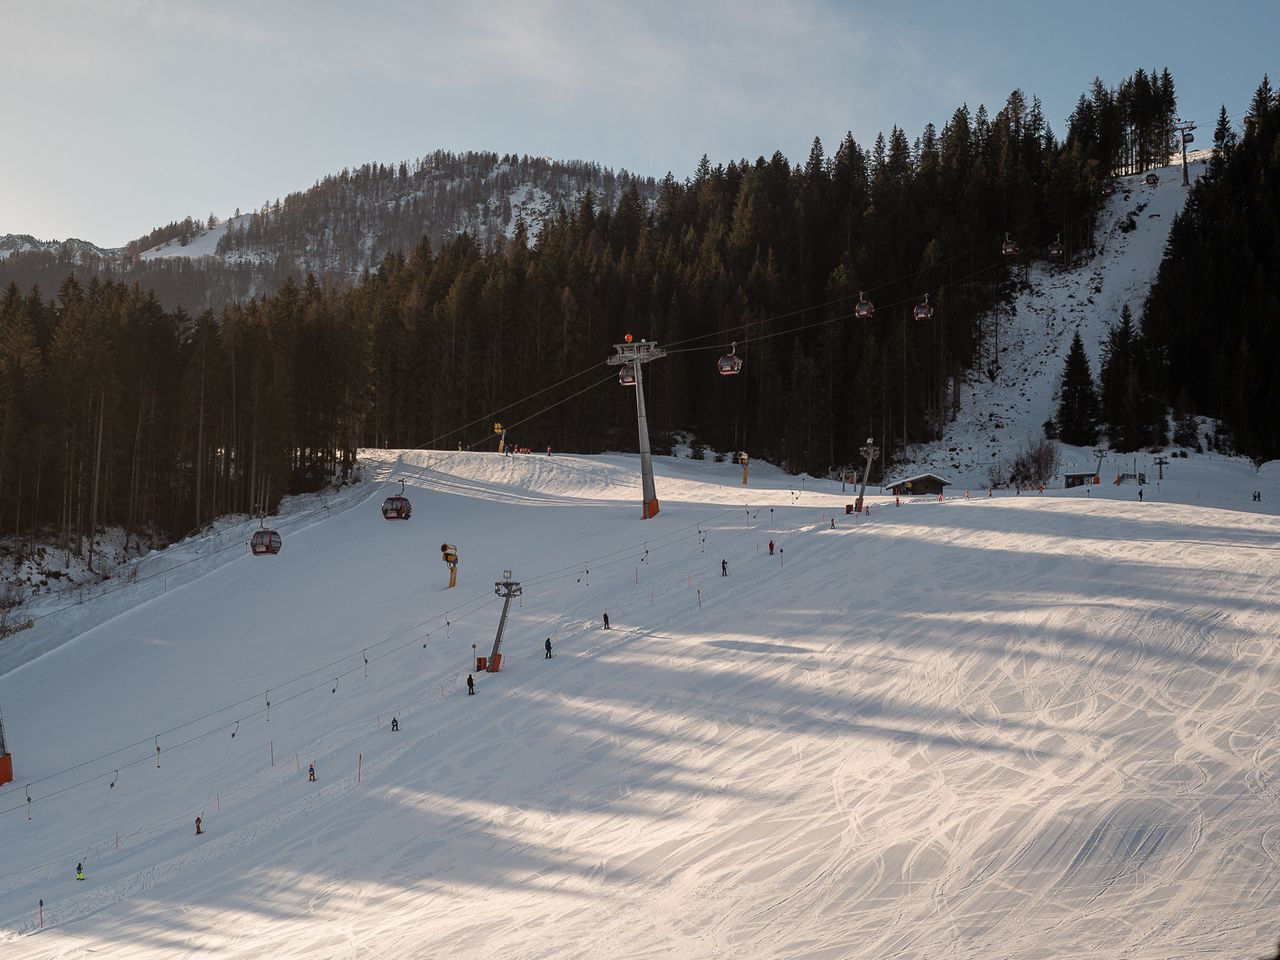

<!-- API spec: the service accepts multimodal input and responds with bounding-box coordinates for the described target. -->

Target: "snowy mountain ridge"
[0,151,659,308]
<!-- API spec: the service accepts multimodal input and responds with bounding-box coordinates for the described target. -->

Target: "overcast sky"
[2,0,1275,247]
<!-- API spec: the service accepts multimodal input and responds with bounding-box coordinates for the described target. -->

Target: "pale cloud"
[0,0,1273,243]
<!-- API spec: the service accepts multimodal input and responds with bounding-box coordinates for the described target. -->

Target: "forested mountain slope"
[0,151,657,314]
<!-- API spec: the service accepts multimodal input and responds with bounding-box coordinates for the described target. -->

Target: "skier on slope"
[467,674,476,695]
[308,763,317,782]
[768,540,774,556]
[195,816,203,835]
[391,717,399,732]
[602,611,610,629]
[545,637,553,659]
[721,559,728,576]
[76,862,85,881]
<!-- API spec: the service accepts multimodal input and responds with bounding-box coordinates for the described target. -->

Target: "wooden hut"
[885,473,951,496]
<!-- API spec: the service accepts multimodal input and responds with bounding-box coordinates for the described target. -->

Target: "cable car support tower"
[608,336,666,519]
[487,571,521,672]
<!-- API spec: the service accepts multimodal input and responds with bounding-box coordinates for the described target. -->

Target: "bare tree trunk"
[195,350,206,531]
[87,393,104,572]
[128,383,145,551]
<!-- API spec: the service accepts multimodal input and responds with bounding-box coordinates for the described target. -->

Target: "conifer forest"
[3,66,1277,553]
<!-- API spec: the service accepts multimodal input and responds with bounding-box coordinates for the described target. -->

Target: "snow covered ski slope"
[1,447,1279,959]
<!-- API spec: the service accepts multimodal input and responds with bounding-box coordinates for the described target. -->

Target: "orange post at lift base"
[487,653,503,673]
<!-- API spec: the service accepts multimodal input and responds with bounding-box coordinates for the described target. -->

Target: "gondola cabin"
[855,293,874,321]
[1144,172,1160,186]
[1001,234,1019,257]
[717,352,743,376]
[1101,180,1117,197]
[250,529,283,555]
[1047,237,1064,262]
[913,296,934,322]
[618,363,637,386]
[381,495,412,520]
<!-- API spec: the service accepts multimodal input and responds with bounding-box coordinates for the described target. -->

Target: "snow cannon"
[441,543,459,589]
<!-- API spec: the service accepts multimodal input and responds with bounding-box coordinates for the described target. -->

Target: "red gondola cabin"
[250,529,283,555]
[381,495,412,520]
[855,293,874,321]
[717,345,743,375]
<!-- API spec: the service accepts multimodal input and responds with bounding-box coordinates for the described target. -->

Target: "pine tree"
[1055,331,1100,445]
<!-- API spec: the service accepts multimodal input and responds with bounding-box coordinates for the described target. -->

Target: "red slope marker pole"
[357,754,362,784]
[38,899,42,929]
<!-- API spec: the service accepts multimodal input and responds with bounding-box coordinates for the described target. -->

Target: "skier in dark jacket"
[195,816,203,835]
[390,717,399,732]
[76,862,84,881]
[602,611,610,629]
[467,674,476,695]
[308,763,316,782]
[544,637,553,659]
[721,559,728,576]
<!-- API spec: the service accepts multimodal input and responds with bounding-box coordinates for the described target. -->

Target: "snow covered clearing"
[1,445,1279,959]
[915,158,1210,486]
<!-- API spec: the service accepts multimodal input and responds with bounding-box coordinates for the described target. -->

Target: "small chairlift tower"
[716,342,743,376]
[913,294,934,322]
[381,479,413,521]
[249,521,282,556]
[1001,233,1019,257]
[0,705,12,787]
[855,292,875,321]
[618,362,637,386]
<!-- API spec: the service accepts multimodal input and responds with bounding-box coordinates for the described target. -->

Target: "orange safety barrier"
[475,656,487,671]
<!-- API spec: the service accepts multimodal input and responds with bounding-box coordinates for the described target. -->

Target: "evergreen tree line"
[1057,76,1280,458]
[1142,76,1280,458]
[0,73,1171,558]
[1064,67,1180,177]
[1053,305,1168,452]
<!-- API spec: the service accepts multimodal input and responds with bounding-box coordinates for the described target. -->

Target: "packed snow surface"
[1,446,1279,959]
